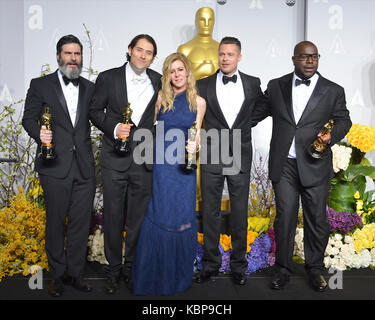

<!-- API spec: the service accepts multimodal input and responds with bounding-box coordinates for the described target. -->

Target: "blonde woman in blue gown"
[133,53,206,295]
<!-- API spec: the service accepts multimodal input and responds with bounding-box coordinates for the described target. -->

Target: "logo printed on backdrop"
[249,0,264,10]
[28,5,43,30]
[94,30,110,52]
[285,0,296,7]
[350,89,365,108]
[0,84,13,104]
[329,34,346,55]
[266,39,281,58]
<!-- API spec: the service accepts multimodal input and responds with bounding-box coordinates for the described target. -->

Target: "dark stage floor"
[1,262,374,301]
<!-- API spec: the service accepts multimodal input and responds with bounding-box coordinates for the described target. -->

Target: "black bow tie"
[295,78,311,86]
[63,75,79,86]
[222,74,237,85]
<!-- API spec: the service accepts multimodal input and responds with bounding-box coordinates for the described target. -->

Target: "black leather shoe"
[270,273,290,290]
[104,276,119,295]
[123,274,133,293]
[64,276,92,292]
[48,279,64,297]
[195,270,218,284]
[309,274,328,292]
[232,272,247,285]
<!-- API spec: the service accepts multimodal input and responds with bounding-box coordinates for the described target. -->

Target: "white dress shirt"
[288,72,319,158]
[216,70,245,128]
[58,70,79,126]
[114,63,154,138]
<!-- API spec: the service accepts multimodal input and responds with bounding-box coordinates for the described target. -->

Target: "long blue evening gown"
[133,91,197,295]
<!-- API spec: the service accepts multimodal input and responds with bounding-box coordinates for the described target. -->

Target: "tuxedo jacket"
[22,70,95,179]
[253,72,352,187]
[89,63,161,172]
[197,71,267,174]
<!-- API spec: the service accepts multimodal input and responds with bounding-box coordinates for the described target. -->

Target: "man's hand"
[317,131,331,144]
[40,125,52,145]
[116,123,133,139]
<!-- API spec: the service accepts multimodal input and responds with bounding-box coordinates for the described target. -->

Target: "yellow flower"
[247,216,270,234]
[197,232,204,245]
[220,234,232,252]
[354,191,360,199]
[346,124,375,153]
[356,200,364,214]
[0,189,47,282]
[353,223,375,253]
[247,230,258,253]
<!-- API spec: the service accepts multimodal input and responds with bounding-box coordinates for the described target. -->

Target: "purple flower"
[326,206,363,234]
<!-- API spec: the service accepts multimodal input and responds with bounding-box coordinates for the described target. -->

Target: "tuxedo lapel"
[74,78,86,127]
[207,72,229,128]
[279,73,295,124]
[51,71,73,127]
[114,63,128,111]
[232,72,251,128]
[298,75,329,125]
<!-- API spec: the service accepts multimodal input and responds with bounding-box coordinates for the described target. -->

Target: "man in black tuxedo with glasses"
[252,41,351,292]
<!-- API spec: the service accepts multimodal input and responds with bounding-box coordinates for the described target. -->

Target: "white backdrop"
[0,0,374,163]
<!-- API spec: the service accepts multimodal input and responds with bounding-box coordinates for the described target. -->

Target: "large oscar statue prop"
[178,7,230,211]
[308,120,334,159]
[41,106,56,161]
[114,103,133,155]
[184,121,198,171]
[177,7,219,80]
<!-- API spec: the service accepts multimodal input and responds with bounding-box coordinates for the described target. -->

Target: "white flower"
[344,235,354,244]
[370,248,375,266]
[334,233,343,242]
[331,144,352,173]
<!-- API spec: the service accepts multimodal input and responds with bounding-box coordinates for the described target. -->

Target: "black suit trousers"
[39,156,95,279]
[101,162,152,277]
[272,159,330,276]
[201,169,250,274]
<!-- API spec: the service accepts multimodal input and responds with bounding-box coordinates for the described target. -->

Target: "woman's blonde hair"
[160,52,197,113]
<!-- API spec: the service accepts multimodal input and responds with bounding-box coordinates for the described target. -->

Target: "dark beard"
[58,57,82,79]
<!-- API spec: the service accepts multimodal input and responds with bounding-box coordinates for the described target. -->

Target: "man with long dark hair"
[89,34,161,294]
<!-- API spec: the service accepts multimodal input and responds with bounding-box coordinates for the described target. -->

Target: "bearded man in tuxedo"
[23,35,96,297]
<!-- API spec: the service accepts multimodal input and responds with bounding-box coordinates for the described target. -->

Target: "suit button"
[296,126,299,129]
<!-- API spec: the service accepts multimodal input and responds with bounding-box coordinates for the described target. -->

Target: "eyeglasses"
[295,54,320,61]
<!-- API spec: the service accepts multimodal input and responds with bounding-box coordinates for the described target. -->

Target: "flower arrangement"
[0,188,48,281]
[329,124,375,214]
[195,230,272,275]
[346,124,375,153]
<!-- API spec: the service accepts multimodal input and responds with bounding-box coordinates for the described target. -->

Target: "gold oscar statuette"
[114,103,133,155]
[308,120,334,159]
[184,121,198,171]
[41,106,56,161]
